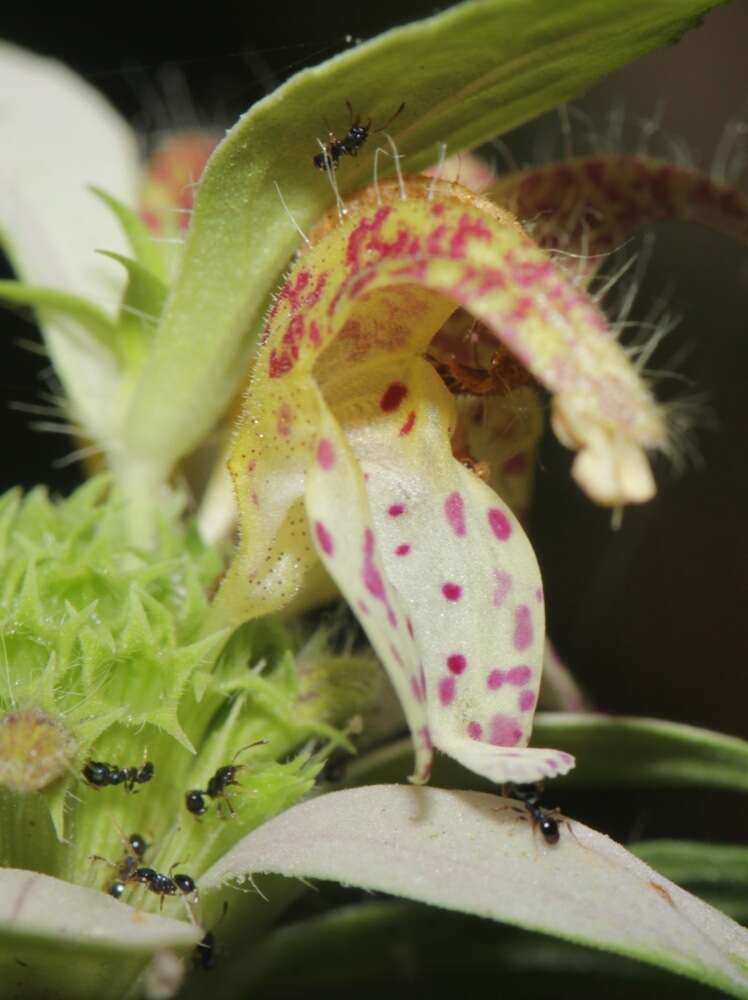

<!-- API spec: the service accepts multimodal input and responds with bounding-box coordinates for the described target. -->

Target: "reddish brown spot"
[508,296,532,322]
[309,320,321,347]
[269,349,293,378]
[276,402,293,437]
[502,452,528,476]
[426,223,449,256]
[349,270,377,299]
[449,214,492,259]
[584,160,606,186]
[399,410,416,436]
[510,258,553,288]
[380,382,408,412]
[346,207,392,271]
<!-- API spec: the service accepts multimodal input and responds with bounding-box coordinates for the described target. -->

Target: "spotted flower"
[208,174,670,786]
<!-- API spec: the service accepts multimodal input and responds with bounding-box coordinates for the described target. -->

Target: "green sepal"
[90,186,167,283]
[0,279,119,357]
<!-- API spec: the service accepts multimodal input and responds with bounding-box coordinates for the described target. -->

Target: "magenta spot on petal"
[419,725,433,751]
[447,654,466,675]
[536,587,544,604]
[395,543,411,557]
[316,437,335,470]
[559,752,573,764]
[387,608,398,629]
[488,507,512,541]
[489,714,523,747]
[487,669,504,690]
[438,676,456,706]
[406,618,414,638]
[545,757,559,770]
[389,642,404,667]
[410,672,427,702]
[388,503,406,517]
[492,570,512,608]
[444,491,466,538]
[442,582,462,602]
[467,721,483,740]
[513,605,533,651]
[314,520,334,556]
[380,381,408,412]
[507,665,532,686]
[519,690,536,711]
[362,528,385,599]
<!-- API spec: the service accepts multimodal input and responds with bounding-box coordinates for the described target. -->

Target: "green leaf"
[123,0,725,484]
[0,867,200,1000]
[343,714,748,793]
[533,714,748,791]
[632,841,748,924]
[91,187,167,284]
[222,900,728,999]
[101,250,167,339]
[0,280,120,356]
[201,785,748,998]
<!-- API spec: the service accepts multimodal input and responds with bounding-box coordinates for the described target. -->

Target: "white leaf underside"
[0,867,200,951]
[202,784,748,998]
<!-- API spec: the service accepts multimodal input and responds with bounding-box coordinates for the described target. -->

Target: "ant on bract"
[186,739,268,818]
[82,755,153,793]
[504,782,567,846]
[313,101,405,171]
[132,864,197,909]
[91,831,149,899]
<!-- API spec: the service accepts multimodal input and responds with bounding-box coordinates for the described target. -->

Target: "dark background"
[1,0,747,898]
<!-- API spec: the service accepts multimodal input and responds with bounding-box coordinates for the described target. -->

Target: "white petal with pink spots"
[339,359,573,784]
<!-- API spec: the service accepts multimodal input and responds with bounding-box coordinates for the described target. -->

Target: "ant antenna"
[274,182,311,247]
[232,739,269,763]
[373,102,406,135]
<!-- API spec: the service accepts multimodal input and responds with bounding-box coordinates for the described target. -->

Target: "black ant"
[133,865,197,907]
[93,832,149,899]
[313,101,405,170]
[186,740,268,818]
[505,782,560,845]
[82,758,154,792]
[92,832,196,908]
